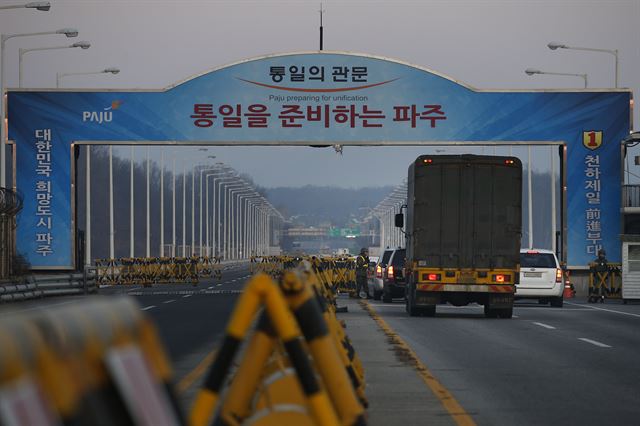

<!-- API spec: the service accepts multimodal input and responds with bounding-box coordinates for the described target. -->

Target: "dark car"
[382,248,406,303]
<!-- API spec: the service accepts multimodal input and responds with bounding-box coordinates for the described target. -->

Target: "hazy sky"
[3,0,639,187]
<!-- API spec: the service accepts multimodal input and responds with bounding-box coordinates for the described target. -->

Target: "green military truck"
[396,154,522,318]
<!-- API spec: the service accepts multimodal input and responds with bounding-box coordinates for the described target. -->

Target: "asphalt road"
[118,263,251,363]
[368,298,640,426]
[4,267,640,425]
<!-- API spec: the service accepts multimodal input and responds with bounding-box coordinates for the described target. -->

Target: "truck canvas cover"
[407,155,522,270]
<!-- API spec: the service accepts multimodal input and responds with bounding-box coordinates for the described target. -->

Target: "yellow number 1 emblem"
[583,131,602,150]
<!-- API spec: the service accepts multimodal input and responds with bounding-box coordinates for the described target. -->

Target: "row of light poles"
[367,183,407,251]
[525,41,619,88]
[85,147,283,264]
[0,1,120,188]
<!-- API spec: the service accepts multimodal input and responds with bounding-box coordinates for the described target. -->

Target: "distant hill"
[264,185,395,227]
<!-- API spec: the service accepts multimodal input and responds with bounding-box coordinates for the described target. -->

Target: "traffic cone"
[563,271,574,299]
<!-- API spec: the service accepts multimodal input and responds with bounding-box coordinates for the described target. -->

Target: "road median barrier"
[190,267,367,426]
[0,296,183,425]
[95,256,225,287]
[250,255,358,297]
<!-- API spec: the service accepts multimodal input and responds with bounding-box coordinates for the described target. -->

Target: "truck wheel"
[550,297,563,308]
[406,295,420,317]
[484,305,498,318]
[373,290,382,301]
[423,305,436,317]
[498,307,513,318]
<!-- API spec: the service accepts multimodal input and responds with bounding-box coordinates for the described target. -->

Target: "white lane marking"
[566,302,640,318]
[141,305,156,311]
[208,286,214,289]
[578,338,612,348]
[533,322,556,330]
[512,315,519,318]
[183,294,191,298]
[163,299,175,304]
[217,284,222,286]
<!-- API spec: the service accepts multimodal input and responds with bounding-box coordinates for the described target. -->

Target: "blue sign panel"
[7,52,631,268]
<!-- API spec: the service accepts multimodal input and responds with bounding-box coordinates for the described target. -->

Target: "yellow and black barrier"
[95,256,223,287]
[588,262,622,302]
[250,255,358,296]
[190,269,367,426]
[0,297,183,425]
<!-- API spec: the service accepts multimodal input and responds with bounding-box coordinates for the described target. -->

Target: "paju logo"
[83,100,122,123]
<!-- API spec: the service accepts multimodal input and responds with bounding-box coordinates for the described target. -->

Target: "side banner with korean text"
[7,52,631,268]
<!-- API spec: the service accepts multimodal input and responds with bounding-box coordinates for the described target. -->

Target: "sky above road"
[3,0,639,187]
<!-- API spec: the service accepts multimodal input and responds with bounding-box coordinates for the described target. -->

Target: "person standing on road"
[592,248,609,303]
[356,247,370,299]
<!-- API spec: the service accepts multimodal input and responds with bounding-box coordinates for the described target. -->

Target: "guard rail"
[0,270,96,302]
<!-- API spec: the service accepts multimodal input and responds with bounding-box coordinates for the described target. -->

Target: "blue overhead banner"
[8,51,631,268]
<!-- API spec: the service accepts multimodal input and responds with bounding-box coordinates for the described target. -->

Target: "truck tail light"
[387,265,394,279]
[556,268,563,283]
[427,273,440,281]
[492,274,510,283]
[376,265,382,278]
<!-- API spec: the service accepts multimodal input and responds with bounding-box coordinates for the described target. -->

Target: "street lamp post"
[1,27,77,187]
[19,41,90,87]
[56,67,119,88]
[172,158,176,257]
[211,172,235,256]
[221,181,245,259]
[196,162,220,255]
[233,189,255,259]
[109,146,114,258]
[146,146,150,257]
[203,168,232,256]
[182,163,186,257]
[227,185,250,260]
[160,149,164,256]
[525,68,588,88]
[85,145,91,266]
[548,42,619,88]
[130,146,134,258]
[242,194,261,257]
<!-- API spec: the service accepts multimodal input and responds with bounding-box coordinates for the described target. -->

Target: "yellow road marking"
[176,348,217,395]
[360,300,476,426]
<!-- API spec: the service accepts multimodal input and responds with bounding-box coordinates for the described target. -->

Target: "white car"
[368,249,394,300]
[516,249,564,307]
